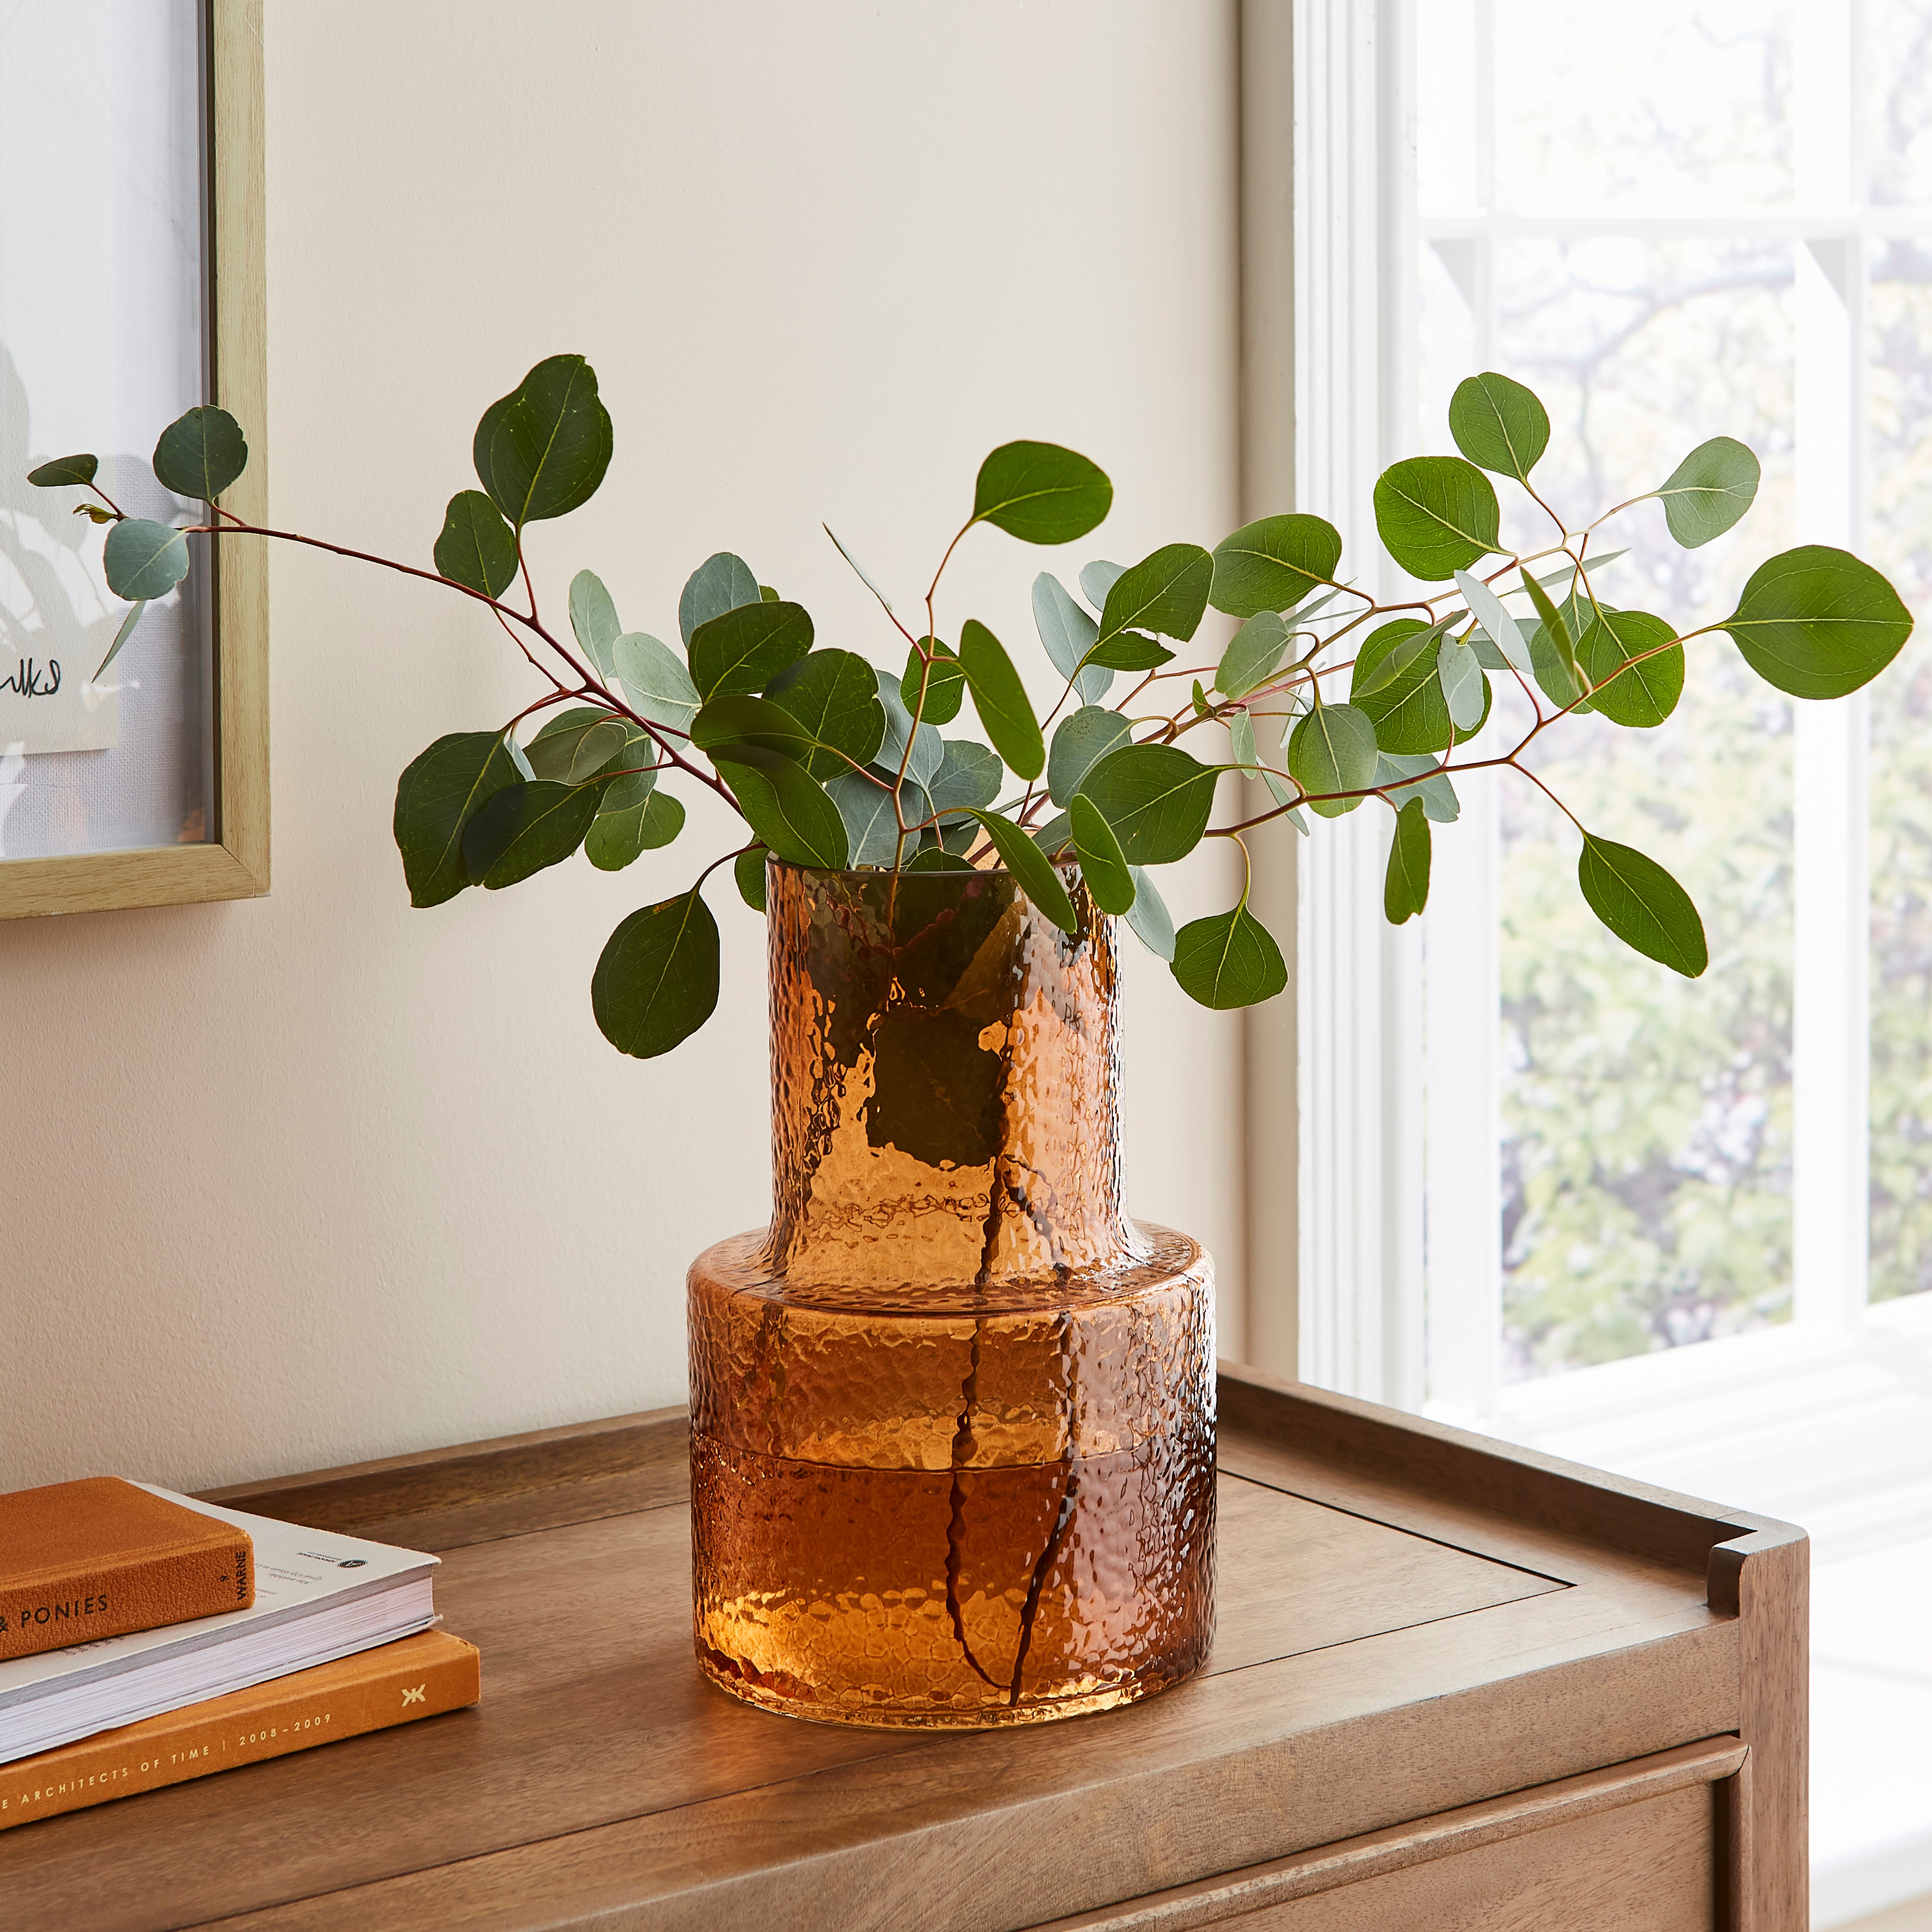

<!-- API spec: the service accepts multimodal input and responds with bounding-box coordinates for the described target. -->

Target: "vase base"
[695,1647,1198,1729]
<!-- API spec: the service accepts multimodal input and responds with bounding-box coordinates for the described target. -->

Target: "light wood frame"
[0,0,267,920]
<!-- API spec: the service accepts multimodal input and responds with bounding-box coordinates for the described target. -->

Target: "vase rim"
[764,856,1078,885]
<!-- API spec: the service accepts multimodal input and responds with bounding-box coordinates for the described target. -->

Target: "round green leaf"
[1217,610,1293,699]
[1171,904,1288,1009]
[1048,706,1134,806]
[760,648,887,777]
[1032,571,1112,703]
[1577,834,1708,978]
[906,844,976,872]
[1656,437,1760,548]
[1577,610,1683,727]
[614,632,701,736]
[1069,795,1136,915]
[688,599,814,700]
[587,788,684,869]
[1372,456,1501,581]
[968,809,1079,932]
[874,671,946,785]
[1088,630,1176,671]
[1288,701,1379,817]
[569,570,624,683]
[592,887,721,1058]
[473,354,613,528]
[434,491,519,598]
[710,745,849,867]
[1436,635,1488,733]
[958,618,1045,779]
[928,738,1003,815]
[972,441,1112,545]
[1383,796,1431,924]
[102,518,190,602]
[679,552,761,646]
[1074,742,1218,864]
[1209,514,1343,619]
[152,405,248,502]
[1719,545,1914,699]
[526,708,631,784]
[826,769,920,867]
[1095,543,1214,647]
[392,731,523,908]
[27,454,98,488]
[734,846,770,911]
[1448,373,1549,481]
[1353,615,1491,755]
[900,639,965,726]
[1123,864,1177,960]
[463,776,610,888]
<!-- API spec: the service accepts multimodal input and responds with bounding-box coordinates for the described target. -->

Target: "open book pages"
[0,1487,437,1765]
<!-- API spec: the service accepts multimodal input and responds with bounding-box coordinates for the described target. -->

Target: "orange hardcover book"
[0,1627,480,1831]
[0,1478,253,1662]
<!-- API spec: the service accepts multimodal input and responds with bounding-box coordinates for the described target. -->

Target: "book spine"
[0,1534,254,1661]
[0,1636,480,1832]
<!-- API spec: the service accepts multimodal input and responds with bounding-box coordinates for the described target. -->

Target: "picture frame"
[0,0,266,920]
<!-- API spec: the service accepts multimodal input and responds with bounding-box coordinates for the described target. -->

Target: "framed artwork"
[0,0,266,919]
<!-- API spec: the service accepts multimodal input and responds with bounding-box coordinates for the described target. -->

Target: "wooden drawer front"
[1231,1781,1714,1931]
[1039,1739,1744,1932]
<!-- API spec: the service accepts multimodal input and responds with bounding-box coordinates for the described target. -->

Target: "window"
[1287,3,1932,1920]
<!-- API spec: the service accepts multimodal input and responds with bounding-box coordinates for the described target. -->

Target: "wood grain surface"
[0,1364,1805,1932]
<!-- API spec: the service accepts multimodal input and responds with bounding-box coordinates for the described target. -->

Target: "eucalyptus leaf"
[1069,795,1136,914]
[1352,616,1481,755]
[901,639,965,725]
[1171,904,1288,1009]
[93,599,147,679]
[1032,572,1112,703]
[875,669,946,784]
[972,441,1112,544]
[824,523,896,612]
[710,744,848,867]
[1656,437,1760,548]
[734,846,770,911]
[1453,568,1532,671]
[1375,752,1460,824]
[614,632,701,735]
[906,845,976,872]
[1209,513,1343,619]
[1074,742,1219,863]
[928,738,1003,815]
[1578,610,1683,727]
[958,618,1045,779]
[692,693,816,763]
[1719,544,1914,699]
[826,771,907,866]
[967,809,1079,932]
[27,454,98,488]
[763,648,888,776]
[527,707,630,783]
[1448,372,1549,481]
[1095,543,1214,647]
[1080,559,1126,612]
[1047,707,1133,806]
[1383,796,1432,924]
[1436,634,1487,733]
[569,569,624,683]
[592,886,721,1058]
[1229,710,1260,781]
[679,552,761,646]
[1124,865,1177,960]
[688,599,813,699]
[1577,834,1708,977]
[473,354,613,528]
[1217,609,1293,698]
[463,776,610,888]
[587,788,684,869]
[1032,809,1073,856]
[1087,631,1175,671]
[1373,455,1501,581]
[1520,566,1586,702]
[152,405,248,501]
[434,491,519,598]
[1288,701,1378,816]
[102,519,189,602]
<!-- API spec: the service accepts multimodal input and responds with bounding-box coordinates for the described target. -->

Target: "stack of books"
[0,1477,479,1830]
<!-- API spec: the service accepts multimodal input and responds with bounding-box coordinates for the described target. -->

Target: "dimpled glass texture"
[689,859,1216,1728]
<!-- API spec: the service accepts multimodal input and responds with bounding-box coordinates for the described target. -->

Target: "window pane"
[1867,244,1932,1301]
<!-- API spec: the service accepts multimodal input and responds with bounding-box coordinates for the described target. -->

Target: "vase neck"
[761,864,1132,1289]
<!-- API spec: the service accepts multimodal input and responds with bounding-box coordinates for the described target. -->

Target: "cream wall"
[2,0,1245,1491]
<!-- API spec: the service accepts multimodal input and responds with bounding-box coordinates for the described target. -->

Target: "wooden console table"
[0,1364,1805,1931]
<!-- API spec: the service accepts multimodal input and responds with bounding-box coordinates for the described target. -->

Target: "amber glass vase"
[688,859,1215,1728]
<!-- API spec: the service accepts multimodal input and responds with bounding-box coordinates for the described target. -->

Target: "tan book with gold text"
[0,1628,480,1831]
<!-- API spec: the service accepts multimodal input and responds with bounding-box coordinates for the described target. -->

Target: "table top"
[0,1364,1803,1932]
